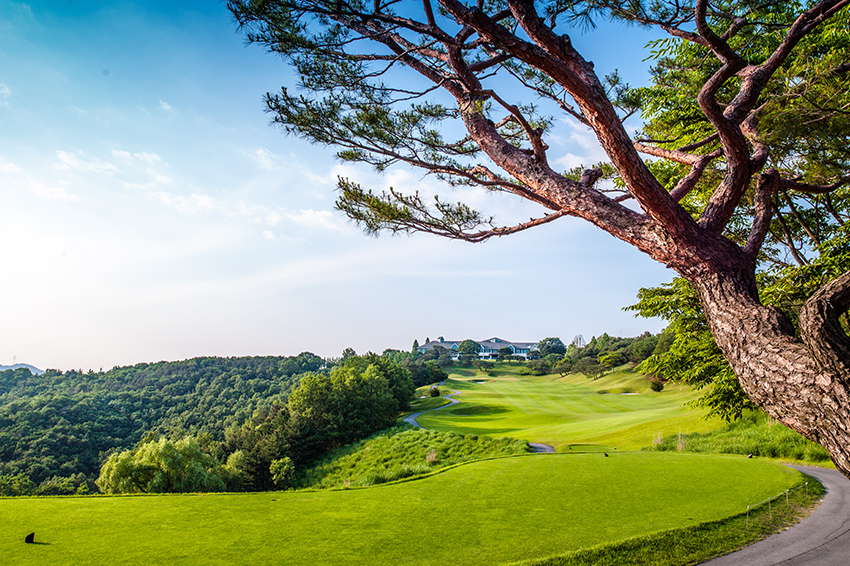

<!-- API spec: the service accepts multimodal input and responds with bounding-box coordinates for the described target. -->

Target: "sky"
[0,1,673,371]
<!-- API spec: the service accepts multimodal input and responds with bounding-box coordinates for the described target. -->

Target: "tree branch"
[780,175,850,195]
[774,208,809,267]
[441,0,698,244]
[669,153,719,202]
[445,211,571,243]
[800,270,850,375]
[695,0,746,66]
[745,169,777,257]
[782,190,822,248]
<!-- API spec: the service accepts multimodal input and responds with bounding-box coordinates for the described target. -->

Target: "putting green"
[2,453,802,566]
[418,367,722,450]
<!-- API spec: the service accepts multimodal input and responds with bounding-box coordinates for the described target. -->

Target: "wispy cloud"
[112,150,172,185]
[245,148,282,171]
[0,83,10,97]
[54,150,119,174]
[31,181,80,202]
[0,158,20,173]
[159,100,173,111]
[112,150,163,165]
[281,209,347,232]
[152,191,218,214]
[551,117,607,171]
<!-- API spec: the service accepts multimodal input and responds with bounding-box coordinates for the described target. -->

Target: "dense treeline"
[468,333,669,379]
[0,353,323,493]
[97,354,416,493]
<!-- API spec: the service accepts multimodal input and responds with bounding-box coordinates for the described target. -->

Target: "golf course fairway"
[3,452,804,566]
[418,368,722,450]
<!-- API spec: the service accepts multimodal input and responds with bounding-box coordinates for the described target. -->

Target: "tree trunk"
[690,268,850,478]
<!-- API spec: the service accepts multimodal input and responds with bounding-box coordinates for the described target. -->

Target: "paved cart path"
[701,465,850,566]
[403,389,461,428]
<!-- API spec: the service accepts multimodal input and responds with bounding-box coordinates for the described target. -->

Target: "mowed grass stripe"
[418,368,720,449]
[2,453,801,566]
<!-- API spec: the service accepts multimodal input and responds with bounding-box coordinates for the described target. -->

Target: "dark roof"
[418,337,538,351]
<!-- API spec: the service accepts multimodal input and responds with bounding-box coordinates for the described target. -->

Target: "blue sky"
[0,1,672,371]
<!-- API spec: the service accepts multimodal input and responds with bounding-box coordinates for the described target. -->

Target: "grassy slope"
[648,410,832,464]
[2,453,804,566]
[417,365,723,451]
[300,427,531,488]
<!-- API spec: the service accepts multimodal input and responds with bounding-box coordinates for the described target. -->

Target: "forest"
[0,349,449,495]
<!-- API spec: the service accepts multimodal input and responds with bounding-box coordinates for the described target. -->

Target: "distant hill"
[0,363,43,374]
[0,353,324,487]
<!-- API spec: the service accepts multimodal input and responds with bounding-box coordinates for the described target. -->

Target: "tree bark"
[690,267,850,477]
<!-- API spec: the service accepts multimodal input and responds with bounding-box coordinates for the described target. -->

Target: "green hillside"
[417,365,722,450]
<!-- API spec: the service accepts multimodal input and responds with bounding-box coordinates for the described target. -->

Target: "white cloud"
[112,150,163,165]
[548,116,608,172]
[0,158,20,173]
[152,191,218,214]
[112,150,172,187]
[246,148,282,171]
[54,150,119,174]
[282,209,347,232]
[159,100,173,111]
[0,83,10,97]
[262,230,275,240]
[31,181,79,202]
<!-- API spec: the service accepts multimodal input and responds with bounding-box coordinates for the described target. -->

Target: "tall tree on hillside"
[458,339,483,356]
[229,1,850,478]
[538,337,567,357]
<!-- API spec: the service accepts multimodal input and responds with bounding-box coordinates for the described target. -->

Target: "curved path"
[403,388,461,428]
[701,465,850,566]
[404,387,555,454]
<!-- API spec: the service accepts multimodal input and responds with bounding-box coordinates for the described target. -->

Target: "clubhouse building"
[417,337,539,359]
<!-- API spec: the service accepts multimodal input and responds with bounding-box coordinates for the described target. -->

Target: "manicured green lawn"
[418,366,723,450]
[3,453,803,566]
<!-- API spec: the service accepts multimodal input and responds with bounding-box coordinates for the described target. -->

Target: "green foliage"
[646,410,831,463]
[299,427,531,489]
[457,340,482,356]
[270,456,295,489]
[96,436,231,494]
[0,354,321,489]
[429,386,441,398]
[759,226,850,329]
[574,357,604,379]
[519,359,552,376]
[400,358,447,388]
[537,337,566,357]
[628,279,757,421]
[0,473,35,496]
[222,354,415,490]
[597,350,627,369]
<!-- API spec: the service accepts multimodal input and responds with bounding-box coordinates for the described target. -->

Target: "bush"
[649,379,665,392]
[429,387,441,397]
